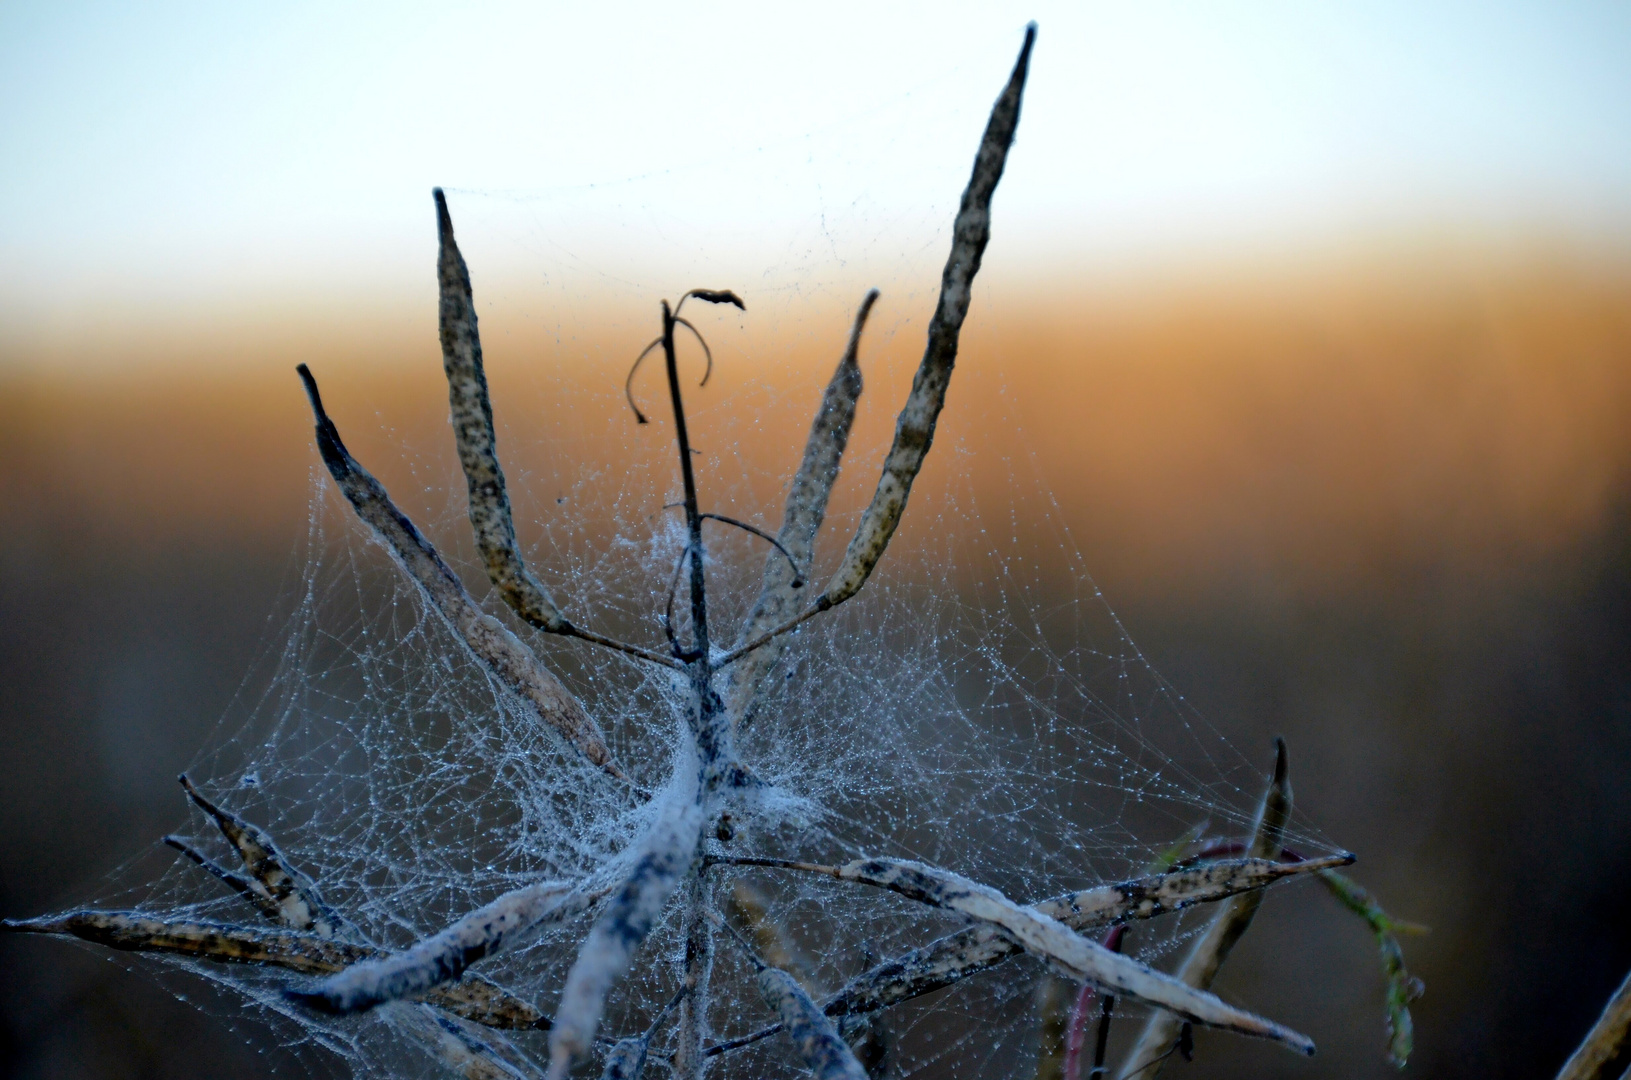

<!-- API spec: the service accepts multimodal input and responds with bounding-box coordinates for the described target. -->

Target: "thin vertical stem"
[661,299,710,665]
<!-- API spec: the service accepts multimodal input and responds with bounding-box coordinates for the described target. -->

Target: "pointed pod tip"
[296,365,326,419]
[433,188,454,241]
[1272,736,1288,786]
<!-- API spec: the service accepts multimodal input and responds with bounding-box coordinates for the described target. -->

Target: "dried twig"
[1119,739,1294,1078]
[716,855,1315,1054]
[296,363,624,778]
[722,290,877,728]
[1556,966,1631,1080]
[287,881,587,1015]
[718,24,1036,668]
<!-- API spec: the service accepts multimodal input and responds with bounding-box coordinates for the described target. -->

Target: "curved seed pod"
[296,364,622,778]
[1120,740,1294,1078]
[1034,852,1351,930]
[702,852,1349,1057]
[287,881,584,1015]
[742,855,1313,1055]
[172,774,341,937]
[820,27,1034,608]
[723,290,876,729]
[0,911,548,1029]
[434,189,569,634]
[548,757,705,1078]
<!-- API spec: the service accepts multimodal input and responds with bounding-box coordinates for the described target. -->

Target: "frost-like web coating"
[3,25,1370,1080]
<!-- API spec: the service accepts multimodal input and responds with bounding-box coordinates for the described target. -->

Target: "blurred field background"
[5,3,1631,1078]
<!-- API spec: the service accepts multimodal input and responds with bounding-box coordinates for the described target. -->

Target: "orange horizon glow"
[3,239,1628,609]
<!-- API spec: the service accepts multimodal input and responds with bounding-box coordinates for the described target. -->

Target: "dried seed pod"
[819,27,1034,608]
[297,363,622,778]
[600,986,685,1080]
[703,851,1350,1057]
[730,854,1313,1055]
[0,911,547,1029]
[172,774,341,937]
[723,290,876,728]
[435,188,569,634]
[759,965,870,1080]
[287,881,584,1015]
[548,757,705,1078]
[387,1002,547,1080]
[1120,740,1294,1078]
[1034,852,1353,930]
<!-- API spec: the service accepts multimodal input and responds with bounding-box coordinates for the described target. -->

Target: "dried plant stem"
[1557,966,1631,1080]
[288,881,587,1015]
[161,775,550,1077]
[1036,974,1071,1080]
[720,855,1315,1054]
[1119,740,1293,1079]
[723,290,877,728]
[296,363,624,778]
[1064,926,1125,1080]
[672,874,715,1080]
[728,878,817,983]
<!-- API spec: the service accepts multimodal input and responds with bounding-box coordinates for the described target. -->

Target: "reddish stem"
[1063,924,1125,1080]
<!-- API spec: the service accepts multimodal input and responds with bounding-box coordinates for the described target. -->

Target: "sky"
[2,1,1629,359]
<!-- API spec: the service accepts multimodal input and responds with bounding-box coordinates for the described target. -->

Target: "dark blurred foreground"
[3,251,1630,1078]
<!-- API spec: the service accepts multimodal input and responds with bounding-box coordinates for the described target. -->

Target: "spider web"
[77,70,1335,1080]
